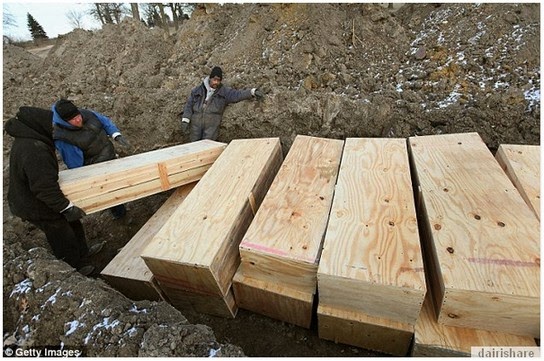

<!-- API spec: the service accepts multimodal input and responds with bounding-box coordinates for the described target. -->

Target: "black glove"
[62,206,86,222]
[254,89,265,100]
[115,135,131,148]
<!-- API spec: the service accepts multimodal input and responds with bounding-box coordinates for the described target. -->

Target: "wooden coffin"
[318,138,426,325]
[141,138,283,317]
[59,140,225,214]
[408,132,540,337]
[234,135,343,327]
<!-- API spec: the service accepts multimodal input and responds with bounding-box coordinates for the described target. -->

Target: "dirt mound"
[3,243,243,357]
[2,3,540,356]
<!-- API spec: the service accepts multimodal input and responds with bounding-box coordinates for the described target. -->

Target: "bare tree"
[141,3,193,29]
[157,3,168,31]
[89,3,128,25]
[66,9,84,29]
[130,3,140,22]
[3,8,16,28]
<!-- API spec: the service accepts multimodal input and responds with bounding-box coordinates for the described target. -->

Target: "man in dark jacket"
[51,99,129,219]
[181,66,264,142]
[6,106,101,275]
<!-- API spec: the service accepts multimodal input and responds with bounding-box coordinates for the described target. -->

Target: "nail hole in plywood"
[474,214,481,220]
[446,247,454,254]
[497,221,505,227]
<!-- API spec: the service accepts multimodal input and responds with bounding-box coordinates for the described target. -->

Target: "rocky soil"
[3,3,540,356]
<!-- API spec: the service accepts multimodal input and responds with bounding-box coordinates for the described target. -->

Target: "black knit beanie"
[210,66,223,80]
[56,99,80,121]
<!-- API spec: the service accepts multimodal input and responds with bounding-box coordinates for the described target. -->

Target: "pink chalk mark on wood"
[467,257,539,267]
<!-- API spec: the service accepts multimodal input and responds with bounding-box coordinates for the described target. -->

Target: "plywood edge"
[233,271,314,302]
[233,271,314,328]
[317,304,414,356]
[159,280,238,318]
[101,274,161,301]
[437,287,540,338]
[317,272,425,325]
[495,144,540,220]
[238,249,318,294]
[413,294,537,357]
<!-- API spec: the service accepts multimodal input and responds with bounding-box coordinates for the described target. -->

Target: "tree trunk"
[157,3,168,33]
[168,3,179,31]
[95,3,106,25]
[130,3,140,22]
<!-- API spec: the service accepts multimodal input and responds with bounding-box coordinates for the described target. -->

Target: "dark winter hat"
[210,66,223,80]
[56,99,80,121]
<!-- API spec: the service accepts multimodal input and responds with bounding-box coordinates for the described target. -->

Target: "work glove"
[62,206,86,222]
[252,88,265,100]
[181,118,190,133]
[114,135,131,148]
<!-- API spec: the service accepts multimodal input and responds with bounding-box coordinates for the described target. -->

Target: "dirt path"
[27,44,53,59]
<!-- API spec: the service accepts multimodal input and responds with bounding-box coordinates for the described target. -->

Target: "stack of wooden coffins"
[91,133,538,356]
[317,138,427,356]
[233,135,344,328]
[140,138,283,317]
[408,133,539,355]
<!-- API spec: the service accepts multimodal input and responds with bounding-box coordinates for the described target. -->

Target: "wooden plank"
[408,132,540,337]
[238,135,344,293]
[495,144,540,220]
[318,304,414,356]
[58,140,225,213]
[141,138,283,314]
[232,271,313,328]
[412,294,537,356]
[100,182,196,300]
[318,138,426,325]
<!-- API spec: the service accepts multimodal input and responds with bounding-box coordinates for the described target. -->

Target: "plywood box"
[234,135,343,327]
[59,140,225,214]
[409,132,540,337]
[495,144,540,220]
[318,304,414,356]
[141,138,283,317]
[318,138,426,325]
[412,295,537,356]
[101,182,197,301]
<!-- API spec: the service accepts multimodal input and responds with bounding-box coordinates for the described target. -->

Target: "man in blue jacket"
[181,66,264,142]
[52,99,129,219]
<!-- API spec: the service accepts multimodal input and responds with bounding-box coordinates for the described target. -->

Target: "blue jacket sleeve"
[92,111,120,136]
[55,140,84,169]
